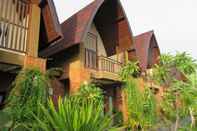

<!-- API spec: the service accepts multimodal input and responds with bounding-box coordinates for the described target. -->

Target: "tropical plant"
[151,52,197,130]
[159,53,174,66]
[143,88,157,127]
[1,68,49,130]
[124,79,157,130]
[0,110,12,130]
[119,60,157,130]
[152,64,171,85]
[120,61,140,80]
[125,79,144,129]
[77,83,103,103]
[160,79,197,130]
[173,52,197,75]
[32,97,121,131]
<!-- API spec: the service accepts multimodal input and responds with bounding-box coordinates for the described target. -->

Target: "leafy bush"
[124,79,157,130]
[173,52,197,75]
[1,68,49,130]
[77,83,103,103]
[160,79,197,130]
[152,52,197,130]
[152,64,171,85]
[120,61,140,80]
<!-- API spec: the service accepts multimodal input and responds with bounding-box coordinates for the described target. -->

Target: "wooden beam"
[26,3,41,57]
[29,0,41,4]
[0,49,24,66]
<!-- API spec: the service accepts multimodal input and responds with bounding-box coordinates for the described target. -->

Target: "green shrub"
[120,61,140,80]
[32,97,121,131]
[77,83,103,103]
[1,68,49,130]
[124,79,157,130]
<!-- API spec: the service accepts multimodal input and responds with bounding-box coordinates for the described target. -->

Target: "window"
[84,33,97,69]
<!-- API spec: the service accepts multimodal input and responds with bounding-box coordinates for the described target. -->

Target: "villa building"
[128,30,160,72]
[40,0,134,121]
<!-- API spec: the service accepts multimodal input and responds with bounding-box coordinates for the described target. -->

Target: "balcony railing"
[0,0,30,53]
[85,49,123,74]
[98,56,122,74]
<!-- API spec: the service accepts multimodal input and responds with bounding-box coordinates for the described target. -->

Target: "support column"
[24,1,46,71]
[23,56,46,72]
[27,1,41,57]
[121,88,129,123]
[114,86,129,123]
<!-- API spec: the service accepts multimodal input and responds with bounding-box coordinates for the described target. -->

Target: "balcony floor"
[0,48,25,66]
[90,71,122,85]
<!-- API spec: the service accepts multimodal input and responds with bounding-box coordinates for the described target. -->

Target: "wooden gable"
[40,0,133,57]
[39,0,63,46]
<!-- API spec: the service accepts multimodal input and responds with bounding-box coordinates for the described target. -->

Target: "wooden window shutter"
[40,0,62,44]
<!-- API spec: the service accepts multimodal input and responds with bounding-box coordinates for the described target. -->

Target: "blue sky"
[53,0,197,59]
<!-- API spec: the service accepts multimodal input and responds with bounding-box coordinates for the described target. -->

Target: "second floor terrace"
[0,0,30,53]
[0,0,63,71]
[83,31,126,81]
[83,31,126,77]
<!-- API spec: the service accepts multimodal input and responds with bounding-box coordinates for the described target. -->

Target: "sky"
[53,0,197,59]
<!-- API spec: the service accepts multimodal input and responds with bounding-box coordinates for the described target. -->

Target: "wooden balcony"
[97,56,122,74]
[0,0,31,71]
[0,0,30,53]
[85,49,123,82]
[0,0,45,71]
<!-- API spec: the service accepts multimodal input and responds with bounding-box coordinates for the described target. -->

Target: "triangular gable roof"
[40,0,133,57]
[134,30,160,71]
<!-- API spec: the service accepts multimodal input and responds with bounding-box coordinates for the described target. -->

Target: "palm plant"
[152,64,171,85]
[159,53,174,66]
[120,61,140,80]
[160,79,197,130]
[152,53,197,130]
[32,97,120,131]
[173,52,197,75]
